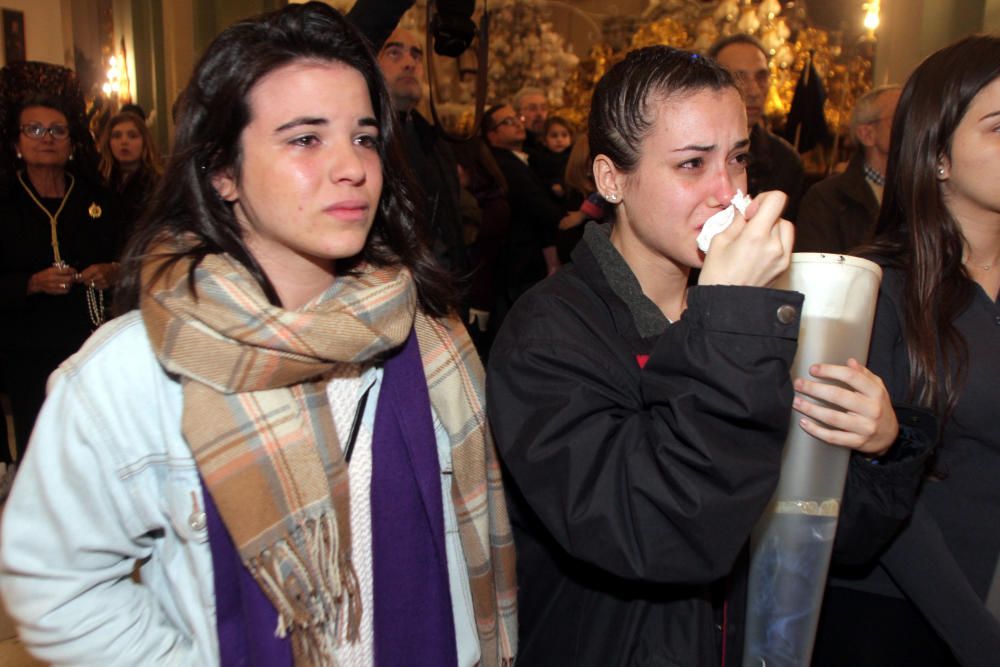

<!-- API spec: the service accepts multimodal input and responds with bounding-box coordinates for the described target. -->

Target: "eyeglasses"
[20,123,70,140]
[493,116,523,129]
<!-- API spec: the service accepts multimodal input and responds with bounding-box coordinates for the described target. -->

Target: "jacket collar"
[572,222,671,347]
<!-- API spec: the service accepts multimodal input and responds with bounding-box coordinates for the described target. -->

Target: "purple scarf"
[205,328,458,666]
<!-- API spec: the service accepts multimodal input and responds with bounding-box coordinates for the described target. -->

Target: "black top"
[0,173,120,355]
[113,167,157,253]
[829,266,1000,610]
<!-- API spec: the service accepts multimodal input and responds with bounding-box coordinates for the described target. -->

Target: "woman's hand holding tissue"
[698,190,794,289]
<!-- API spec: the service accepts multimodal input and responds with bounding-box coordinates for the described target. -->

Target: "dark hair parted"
[588,46,736,173]
[869,34,1000,416]
[115,1,454,316]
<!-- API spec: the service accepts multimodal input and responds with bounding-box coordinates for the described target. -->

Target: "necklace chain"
[17,170,75,266]
[18,170,103,327]
[85,285,105,329]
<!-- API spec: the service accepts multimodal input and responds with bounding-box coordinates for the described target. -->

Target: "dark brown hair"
[116,1,454,316]
[869,34,1000,416]
[589,46,735,174]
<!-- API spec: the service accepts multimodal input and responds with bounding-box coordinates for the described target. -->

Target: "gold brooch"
[88,202,102,219]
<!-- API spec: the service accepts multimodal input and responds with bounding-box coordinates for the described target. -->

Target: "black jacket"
[795,152,879,254]
[490,147,561,298]
[487,224,932,666]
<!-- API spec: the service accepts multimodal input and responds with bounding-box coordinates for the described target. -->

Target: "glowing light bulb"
[863,1,880,32]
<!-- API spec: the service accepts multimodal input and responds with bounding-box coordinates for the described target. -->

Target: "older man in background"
[512,86,549,157]
[795,85,902,253]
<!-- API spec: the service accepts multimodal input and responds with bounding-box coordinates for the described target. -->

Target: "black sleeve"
[881,501,1000,667]
[832,405,934,565]
[487,284,802,584]
[832,278,934,563]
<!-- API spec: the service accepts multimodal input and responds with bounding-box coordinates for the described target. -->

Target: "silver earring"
[606,192,618,203]
[937,166,945,176]
[69,153,74,161]
[16,150,21,159]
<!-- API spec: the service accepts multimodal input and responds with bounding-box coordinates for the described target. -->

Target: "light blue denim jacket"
[0,312,479,666]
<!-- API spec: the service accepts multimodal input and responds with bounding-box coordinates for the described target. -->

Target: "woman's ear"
[593,154,622,204]
[211,169,239,202]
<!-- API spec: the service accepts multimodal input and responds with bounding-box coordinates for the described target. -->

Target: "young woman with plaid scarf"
[0,4,515,666]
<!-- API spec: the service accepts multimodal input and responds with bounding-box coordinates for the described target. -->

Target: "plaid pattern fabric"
[141,248,515,666]
[414,314,517,666]
[863,161,885,187]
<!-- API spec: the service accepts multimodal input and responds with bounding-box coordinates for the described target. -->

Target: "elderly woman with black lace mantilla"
[0,92,120,462]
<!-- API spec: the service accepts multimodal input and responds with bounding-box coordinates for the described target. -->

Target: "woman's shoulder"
[495,266,615,350]
[55,311,175,398]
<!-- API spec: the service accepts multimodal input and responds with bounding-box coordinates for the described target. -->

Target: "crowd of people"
[0,2,997,666]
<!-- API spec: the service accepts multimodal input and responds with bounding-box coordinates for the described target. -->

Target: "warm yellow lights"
[103,52,129,101]
[863,0,881,33]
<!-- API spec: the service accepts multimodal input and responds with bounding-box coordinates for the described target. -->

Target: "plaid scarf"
[140,248,516,666]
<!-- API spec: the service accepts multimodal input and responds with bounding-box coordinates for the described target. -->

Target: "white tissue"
[696,189,751,252]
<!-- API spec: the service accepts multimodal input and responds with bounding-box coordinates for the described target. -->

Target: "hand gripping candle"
[742,253,883,667]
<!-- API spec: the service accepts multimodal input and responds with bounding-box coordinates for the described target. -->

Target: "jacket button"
[776,304,798,324]
[188,511,207,532]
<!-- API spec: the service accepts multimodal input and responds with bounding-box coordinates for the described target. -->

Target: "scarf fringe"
[249,514,361,660]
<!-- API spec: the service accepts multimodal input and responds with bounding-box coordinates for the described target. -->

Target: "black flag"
[783,56,830,153]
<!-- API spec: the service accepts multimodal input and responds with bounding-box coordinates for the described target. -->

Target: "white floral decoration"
[485,0,579,107]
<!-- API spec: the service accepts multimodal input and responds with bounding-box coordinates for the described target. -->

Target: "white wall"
[0,0,69,67]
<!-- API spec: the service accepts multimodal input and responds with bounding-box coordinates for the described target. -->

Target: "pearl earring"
[16,150,21,159]
[937,166,945,176]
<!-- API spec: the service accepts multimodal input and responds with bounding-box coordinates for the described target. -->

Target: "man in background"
[710,34,805,221]
[512,86,549,157]
[377,26,468,276]
[795,85,902,253]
